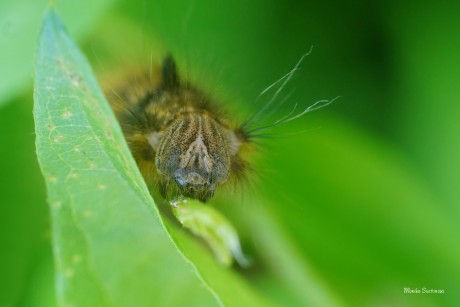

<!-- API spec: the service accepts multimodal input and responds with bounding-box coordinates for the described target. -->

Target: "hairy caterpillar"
[106,55,251,202]
[104,51,336,266]
[106,51,335,203]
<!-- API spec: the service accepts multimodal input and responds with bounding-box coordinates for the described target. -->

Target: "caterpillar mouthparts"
[107,55,249,202]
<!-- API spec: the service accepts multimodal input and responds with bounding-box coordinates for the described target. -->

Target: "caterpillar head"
[154,113,243,201]
[142,56,244,201]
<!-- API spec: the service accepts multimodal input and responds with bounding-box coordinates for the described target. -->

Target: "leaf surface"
[34,10,220,307]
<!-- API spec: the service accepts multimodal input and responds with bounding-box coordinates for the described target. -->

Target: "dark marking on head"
[162,55,179,89]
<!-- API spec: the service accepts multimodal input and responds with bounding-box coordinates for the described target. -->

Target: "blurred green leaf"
[0,0,47,105]
[260,119,460,306]
[0,0,116,106]
[0,95,52,307]
[390,2,460,213]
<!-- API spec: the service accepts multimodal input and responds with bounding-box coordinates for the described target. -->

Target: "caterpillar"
[106,55,252,202]
[106,52,335,203]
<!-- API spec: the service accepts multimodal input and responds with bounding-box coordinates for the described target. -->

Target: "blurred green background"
[1,0,459,306]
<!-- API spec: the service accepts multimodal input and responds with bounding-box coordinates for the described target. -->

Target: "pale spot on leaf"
[62,110,72,119]
[63,268,74,278]
[54,135,64,143]
[51,201,62,209]
[88,162,97,169]
[72,254,81,264]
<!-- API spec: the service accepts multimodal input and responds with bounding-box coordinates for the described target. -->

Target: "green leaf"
[261,119,460,305]
[33,10,220,307]
[171,198,251,268]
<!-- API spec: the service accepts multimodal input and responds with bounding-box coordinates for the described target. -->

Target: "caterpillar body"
[107,56,251,202]
[106,52,335,203]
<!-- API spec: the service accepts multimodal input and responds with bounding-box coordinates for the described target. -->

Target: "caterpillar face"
[153,112,237,200]
[107,56,248,201]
